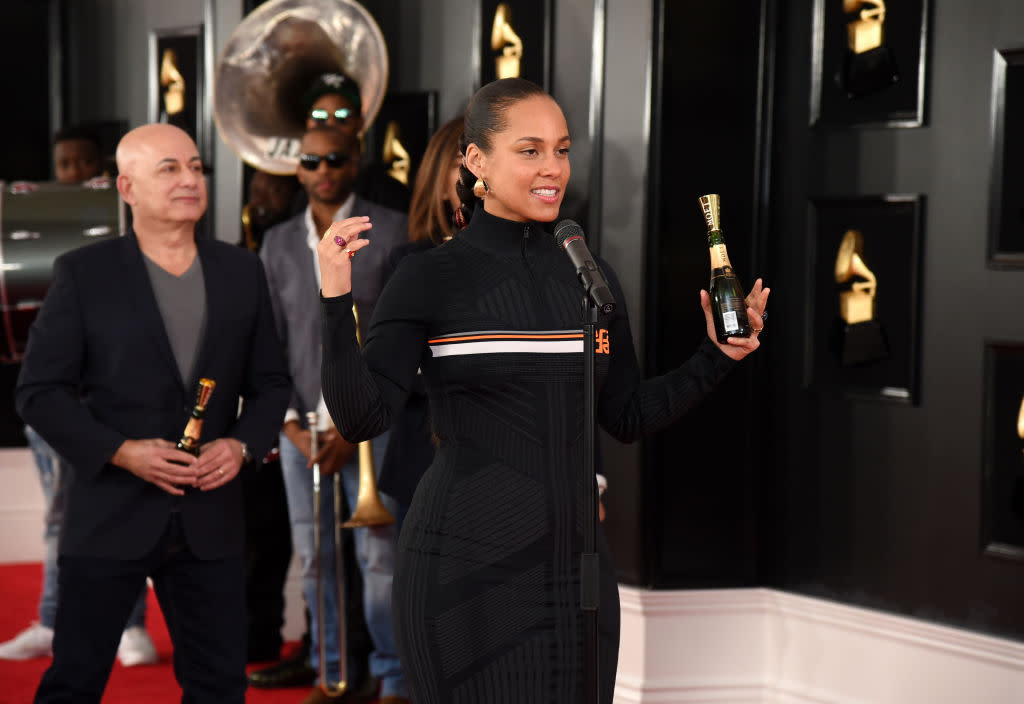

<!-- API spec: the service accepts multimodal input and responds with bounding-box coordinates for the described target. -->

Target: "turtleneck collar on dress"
[460,203,554,257]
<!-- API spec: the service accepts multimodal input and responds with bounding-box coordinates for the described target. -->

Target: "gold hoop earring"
[473,178,488,199]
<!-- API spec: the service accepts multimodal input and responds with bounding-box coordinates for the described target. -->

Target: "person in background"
[238,168,302,664]
[316,77,768,703]
[52,125,103,184]
[17,123,291,703]
[0,124,158,668]
[259,125,409,704]
[242,170,300,252]
[298,71,410,213]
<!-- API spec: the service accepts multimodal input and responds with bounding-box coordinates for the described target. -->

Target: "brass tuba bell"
[213,0,389,175]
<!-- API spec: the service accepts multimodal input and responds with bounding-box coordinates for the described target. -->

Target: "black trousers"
[242,457,293,659]
[35,513,247,704]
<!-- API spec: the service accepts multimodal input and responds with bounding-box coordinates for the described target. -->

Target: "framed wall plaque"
[480,0,552,90]
[981,342,1024,562]
[805,195,924,403]
[148,25,205,152]
[810,0,929,127]
[362,91,438,194]
[987,48,1024,269]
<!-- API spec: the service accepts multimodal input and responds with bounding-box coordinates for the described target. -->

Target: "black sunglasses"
[309,107,353,125]
[298,152,352,170]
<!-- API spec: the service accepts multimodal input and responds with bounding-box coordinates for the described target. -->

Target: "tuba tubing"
[309,410,348,696]
[213,0,389,175]
[342,303,395,528]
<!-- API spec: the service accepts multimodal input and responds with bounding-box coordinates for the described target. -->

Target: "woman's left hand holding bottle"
[318,216,373,297]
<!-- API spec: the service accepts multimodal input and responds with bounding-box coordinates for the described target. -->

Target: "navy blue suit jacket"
[16,231,291,560]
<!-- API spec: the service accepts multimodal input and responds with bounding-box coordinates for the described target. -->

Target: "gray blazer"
[260,196,408,422]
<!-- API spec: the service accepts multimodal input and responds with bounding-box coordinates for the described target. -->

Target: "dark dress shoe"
[298,676,380,703]
[247,652,316,689]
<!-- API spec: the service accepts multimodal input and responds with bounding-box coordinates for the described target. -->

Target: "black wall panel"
[766,0,1024,642]
[640,0,775,587]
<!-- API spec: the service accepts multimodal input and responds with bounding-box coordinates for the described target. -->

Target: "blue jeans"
[279,430,407,698]
[25,426,147,630]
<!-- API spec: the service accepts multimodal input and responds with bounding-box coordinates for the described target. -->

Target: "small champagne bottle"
[699,194,750,343]
[177,378,216,456]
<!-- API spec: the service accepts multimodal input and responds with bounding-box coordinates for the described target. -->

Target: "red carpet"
[0,562,363,703]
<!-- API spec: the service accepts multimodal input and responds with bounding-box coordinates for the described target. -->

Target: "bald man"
[16,123,291,703]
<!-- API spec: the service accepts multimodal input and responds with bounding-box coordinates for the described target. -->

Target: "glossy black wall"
[766,0,1024,642]
[0,0,52,446]
[636,0,776,588]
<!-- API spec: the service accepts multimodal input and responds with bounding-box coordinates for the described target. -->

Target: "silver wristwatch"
[239,441,253,465]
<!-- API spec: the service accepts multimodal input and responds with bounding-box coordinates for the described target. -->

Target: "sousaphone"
[213,0,389,175]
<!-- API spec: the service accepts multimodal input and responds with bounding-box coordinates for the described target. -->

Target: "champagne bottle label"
[709,243,731,270]
[179,418,201,453]
[719,297,745,333]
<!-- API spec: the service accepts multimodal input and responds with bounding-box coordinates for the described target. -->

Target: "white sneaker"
[117,625,158,666]
[0,622,54,660]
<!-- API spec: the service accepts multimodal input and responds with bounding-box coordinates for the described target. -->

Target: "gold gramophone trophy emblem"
[841,0,899,98]
[382,121,410,186]
[1017,393,1024,447]
[833,229,888,366]
[160,49,186,117]
[491,3,523,79]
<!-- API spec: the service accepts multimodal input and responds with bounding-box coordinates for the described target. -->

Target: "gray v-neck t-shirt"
[142,253,207,384]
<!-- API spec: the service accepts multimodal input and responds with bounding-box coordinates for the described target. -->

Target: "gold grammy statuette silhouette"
[491,3,523,79]
[161,48,186,117]
[840,0,899,98]
[382,121,410,186]
[1017,393,1024,443]
[833,229,888,366]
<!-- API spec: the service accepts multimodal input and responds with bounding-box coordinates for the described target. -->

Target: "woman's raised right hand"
[317,216,373,297]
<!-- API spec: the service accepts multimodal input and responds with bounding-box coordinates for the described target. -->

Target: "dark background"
[0,0,51,446]
[153,32,201,144]
[812,0,928,127]
[480,0,552,90]
[989,48,1024,266]
[807,196,922,403]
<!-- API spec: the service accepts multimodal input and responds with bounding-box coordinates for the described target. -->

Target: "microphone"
[553,220,617,314]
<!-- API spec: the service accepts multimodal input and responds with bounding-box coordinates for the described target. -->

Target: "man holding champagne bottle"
[15,123,291,703]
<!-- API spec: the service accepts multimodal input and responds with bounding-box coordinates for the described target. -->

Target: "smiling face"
[465,94,570,223]
[115,124,207,228]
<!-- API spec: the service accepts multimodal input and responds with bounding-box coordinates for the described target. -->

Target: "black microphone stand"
[580,295,600,704]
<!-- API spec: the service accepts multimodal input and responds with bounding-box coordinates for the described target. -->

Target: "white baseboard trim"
[0,448,47,564]
[615,586,1024,704]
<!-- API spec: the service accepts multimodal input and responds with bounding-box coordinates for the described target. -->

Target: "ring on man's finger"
[333,235,345,247]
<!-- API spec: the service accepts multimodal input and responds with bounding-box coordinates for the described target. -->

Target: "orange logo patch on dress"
[595,329,610,354]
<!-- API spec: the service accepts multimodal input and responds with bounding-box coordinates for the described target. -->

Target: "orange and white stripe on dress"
[427,330,585,358]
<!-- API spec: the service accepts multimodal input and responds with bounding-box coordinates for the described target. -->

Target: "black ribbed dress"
[321,207,736,703]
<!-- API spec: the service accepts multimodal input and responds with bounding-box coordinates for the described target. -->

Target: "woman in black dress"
[317,78,769,703]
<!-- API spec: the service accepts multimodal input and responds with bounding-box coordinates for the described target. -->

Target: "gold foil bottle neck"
[699,194,721,233]
[195,378,216,410]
